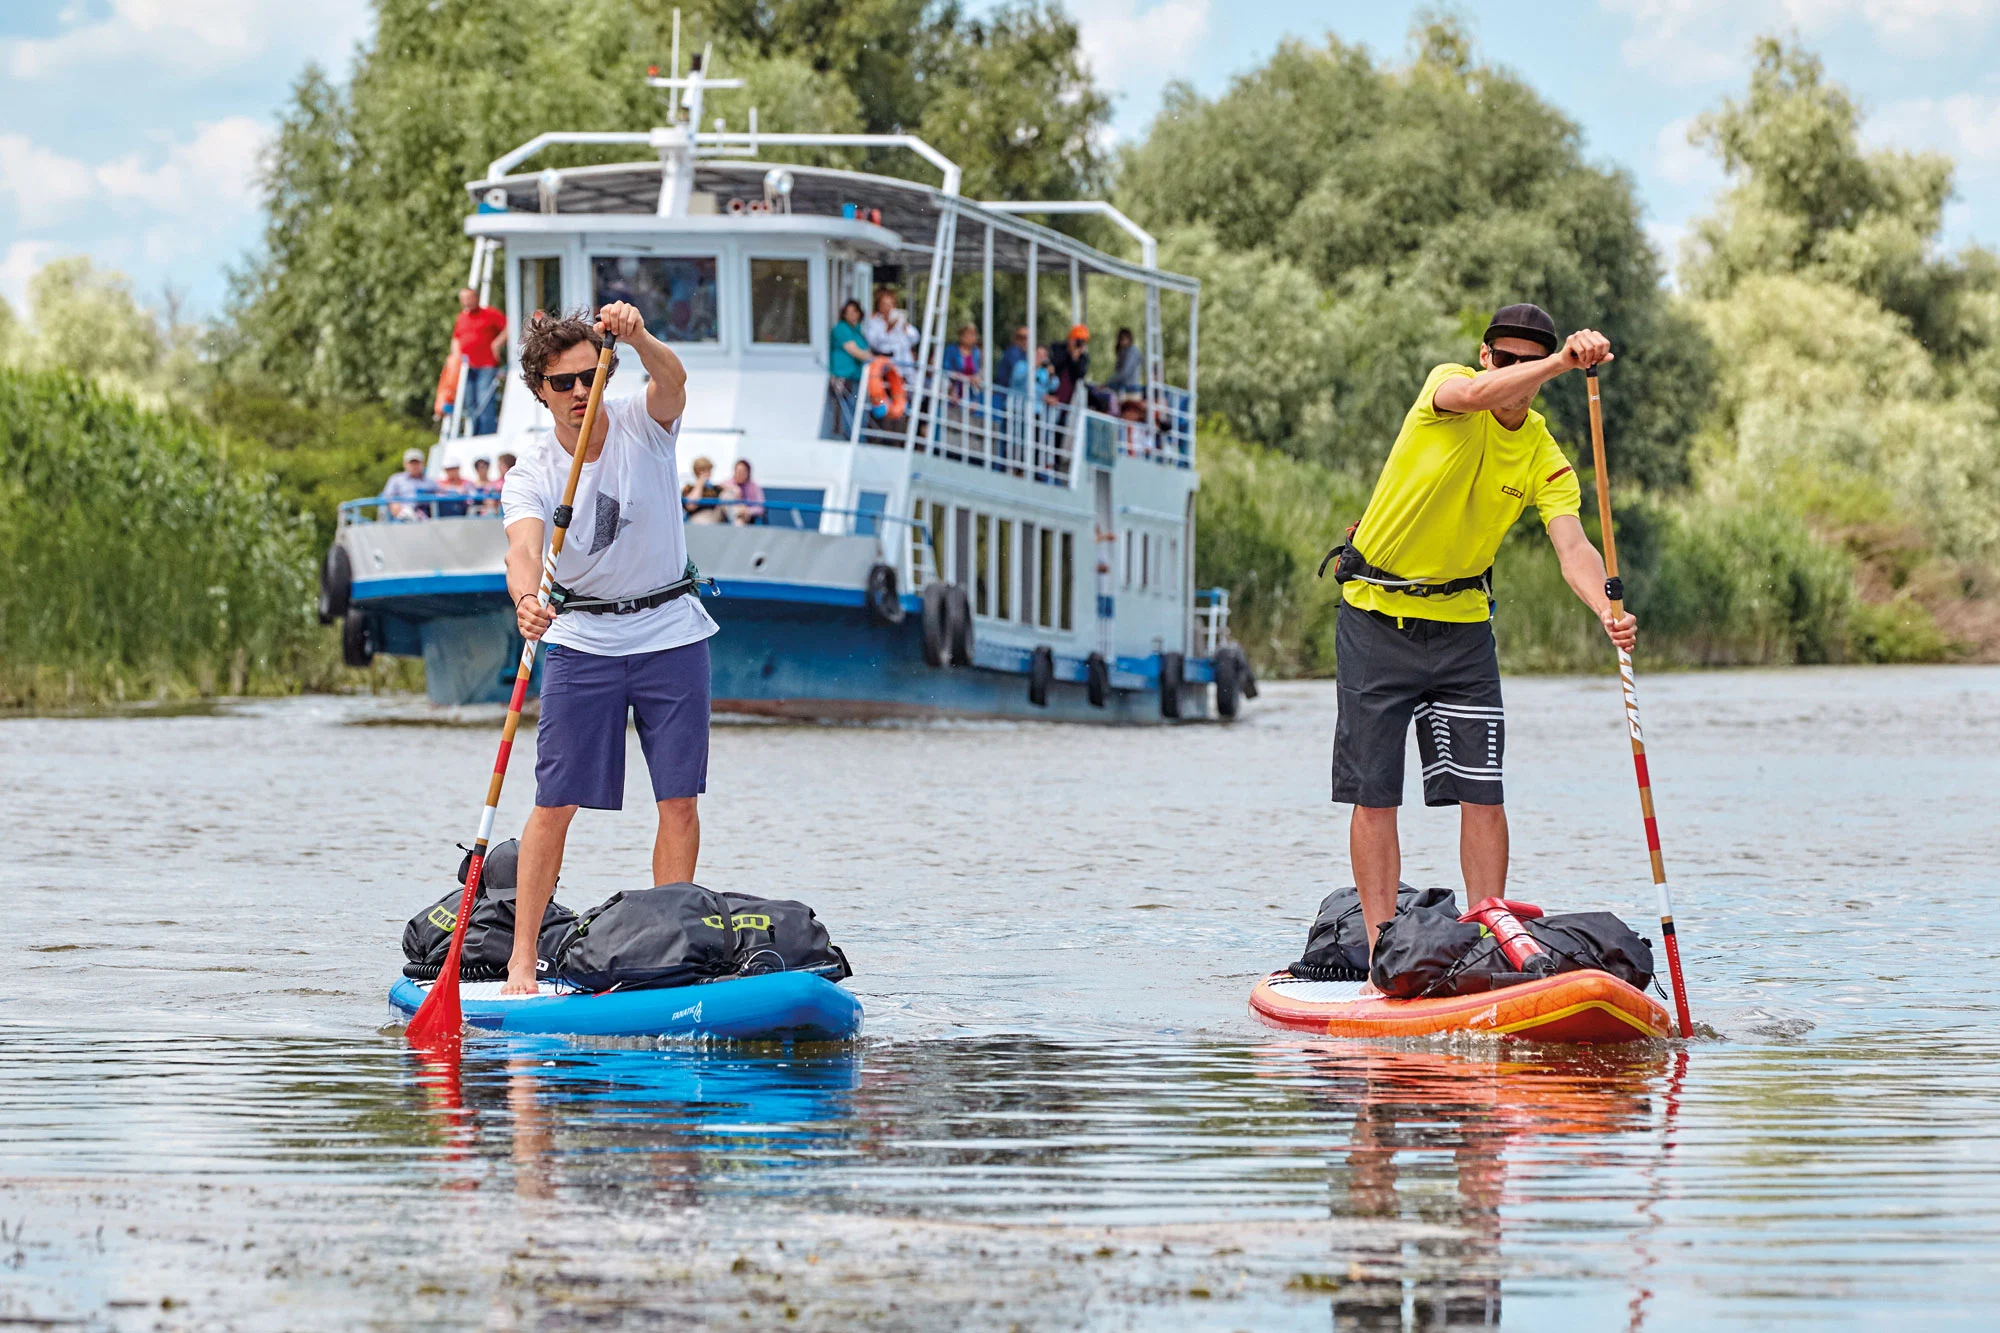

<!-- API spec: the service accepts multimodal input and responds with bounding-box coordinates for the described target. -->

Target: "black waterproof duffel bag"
[551,885,855,992]
[1290,883,1459,981]
[1368,904,1658,999]
[401,839,577,981]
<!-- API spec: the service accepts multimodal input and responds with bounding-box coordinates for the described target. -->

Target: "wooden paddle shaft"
[1585,367,1694,1039]
[406,331,619,1046]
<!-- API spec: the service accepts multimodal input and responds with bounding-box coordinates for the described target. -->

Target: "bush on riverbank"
[1193,424,1944,676]
[0,367,413,709]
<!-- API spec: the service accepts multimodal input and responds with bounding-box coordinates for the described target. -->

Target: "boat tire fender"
[945,585,974,666]
[341,605,376,669]
[1028,645,1054,707]
[920,582,950,667]
[1214,646,1241,719]
[1085,652,1109,708]
[866,563,905,625]
[318,543,352,625]
[1158,651,1184,719]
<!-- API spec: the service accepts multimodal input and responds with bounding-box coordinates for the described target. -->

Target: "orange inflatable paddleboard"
[1250,969,1672,1044]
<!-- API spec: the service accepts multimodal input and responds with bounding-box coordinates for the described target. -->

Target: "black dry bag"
[1291,884,1459,981]
[553,884,740,993]
[1367,907,1492,999]
[1524,912,1655,990]
[401,838,576,980]
[722,893,852,980]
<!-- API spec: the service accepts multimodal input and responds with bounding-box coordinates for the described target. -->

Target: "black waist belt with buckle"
[1316,526,1492,600]
[547,576,699,616]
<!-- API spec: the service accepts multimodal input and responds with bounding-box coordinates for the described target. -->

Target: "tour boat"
[320,48,1250,722]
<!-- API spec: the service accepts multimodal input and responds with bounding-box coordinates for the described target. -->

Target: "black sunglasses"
[542,367,604,393]
[1488,347,1552,369]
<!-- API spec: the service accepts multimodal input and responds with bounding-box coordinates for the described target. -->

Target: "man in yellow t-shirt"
[1328,303,1638,965]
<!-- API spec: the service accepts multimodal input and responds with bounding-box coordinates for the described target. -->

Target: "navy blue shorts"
[534,638,711,810]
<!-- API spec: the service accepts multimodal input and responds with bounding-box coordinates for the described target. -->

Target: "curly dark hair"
[518,310,609,394]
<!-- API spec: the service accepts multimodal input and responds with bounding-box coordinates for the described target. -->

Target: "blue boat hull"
[387,971,863,1040]
[358,586,1210,721]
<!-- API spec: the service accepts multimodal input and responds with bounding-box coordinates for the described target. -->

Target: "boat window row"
[1122,528,1180,597]
[511,251,817,350]
[913,499,1076,632]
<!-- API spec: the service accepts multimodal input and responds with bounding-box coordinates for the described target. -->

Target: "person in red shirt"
[450,288,507,436]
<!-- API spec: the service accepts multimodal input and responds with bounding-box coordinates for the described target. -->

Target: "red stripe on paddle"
[1633,753,1651,787]
[1643,816,1662,852]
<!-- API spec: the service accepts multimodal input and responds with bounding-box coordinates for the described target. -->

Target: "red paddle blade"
[403,853,485,1048]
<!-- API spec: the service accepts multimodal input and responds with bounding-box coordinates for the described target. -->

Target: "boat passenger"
[450,286,507,437]
[998,325,1030,390]
[943,323,982,382]
[864,287,919,375]
[730,459,764,525]
[1107,327,1143,395]
[1330,303,1637,975]
[1046,324,1090,417]
[435,462,471,518]
[825,299,868,439]
[681,455,736,523]
[499,303,718,996]
[471,457,496,514]
[382,447,429,520]
[496,451,517,482]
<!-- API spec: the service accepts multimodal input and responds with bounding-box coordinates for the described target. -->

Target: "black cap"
[1482,303,1559,354]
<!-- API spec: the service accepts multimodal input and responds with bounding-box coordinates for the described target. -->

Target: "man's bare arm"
[595,304,688,428]
[1547,513,1636,651]
[505,518,555,641]
[1434,329,1615,416]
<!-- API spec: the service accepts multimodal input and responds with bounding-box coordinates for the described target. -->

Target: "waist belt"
[1316,525,1492,600]
[548,575,701,616]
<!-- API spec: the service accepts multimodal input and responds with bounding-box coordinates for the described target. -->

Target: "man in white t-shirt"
[497,302,719,994]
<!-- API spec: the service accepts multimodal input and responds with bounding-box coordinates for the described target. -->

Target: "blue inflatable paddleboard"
[387,972,862,1040]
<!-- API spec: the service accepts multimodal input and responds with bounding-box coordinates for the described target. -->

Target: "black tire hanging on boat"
[866,563,905,625]
[1214,646,1242,719]
[920,582,950,667]
[317,543,352,625]
[1232,644,1260,699]
[340,605,376,668]
[945,584,975,666]
[1085,652,1110,708]
[1027,645,1054,707]
[1158,651,1184,719]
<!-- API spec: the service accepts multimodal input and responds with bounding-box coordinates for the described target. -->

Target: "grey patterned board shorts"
[1330,603,1504,808]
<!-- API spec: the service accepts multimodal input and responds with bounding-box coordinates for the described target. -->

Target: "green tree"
[226,0,1107,412]
[1118,19,1712,487]
[21,257,163,390]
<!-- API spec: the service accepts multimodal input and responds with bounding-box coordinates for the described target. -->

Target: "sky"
[2,0,1998,321]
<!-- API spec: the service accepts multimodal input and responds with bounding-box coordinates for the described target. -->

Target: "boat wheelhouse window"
[520,256,562,321]
[592,256,718,343]
[762,486,824,530]
[749,258,811,345]
[854,490,888,537]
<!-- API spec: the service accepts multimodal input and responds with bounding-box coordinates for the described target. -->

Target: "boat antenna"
[669,9,682,120]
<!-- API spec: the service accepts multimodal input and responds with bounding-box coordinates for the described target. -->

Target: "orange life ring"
[865,356,906,420]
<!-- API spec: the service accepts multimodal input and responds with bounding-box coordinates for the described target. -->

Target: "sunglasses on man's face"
[542,367,602,394]
[1487,347,1551,369]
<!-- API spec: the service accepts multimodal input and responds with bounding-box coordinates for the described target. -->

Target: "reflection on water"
[6,669,2000,1327]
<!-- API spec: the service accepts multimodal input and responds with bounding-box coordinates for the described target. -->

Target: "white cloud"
[0,118,269,230]
[1653,115,1718,186]
[4,0,370,79]
[0,240,59,313]
[1603,0,2000,82]
[1867,93,2000,167]
[1069,0,1214,134]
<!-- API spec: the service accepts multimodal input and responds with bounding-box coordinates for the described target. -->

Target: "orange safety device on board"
[1459,898,1557,977]
[865,355,906,421]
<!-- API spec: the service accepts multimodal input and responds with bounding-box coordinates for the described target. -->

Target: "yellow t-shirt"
[1342,364,1583,623]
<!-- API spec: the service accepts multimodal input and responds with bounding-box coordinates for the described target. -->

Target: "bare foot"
[500,963,539,996]
[1357,979,1384,999]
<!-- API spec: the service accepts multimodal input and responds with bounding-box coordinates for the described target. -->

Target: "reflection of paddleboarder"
[1327,303,1636,969]
[498,302,718,995]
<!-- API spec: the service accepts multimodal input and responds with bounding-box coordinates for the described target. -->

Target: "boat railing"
[338,490,501,525]
[679,498,940,586]
[1195,587,1232,658]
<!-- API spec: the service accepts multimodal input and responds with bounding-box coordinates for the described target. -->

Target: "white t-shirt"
[864,311,919,370]
[500,394,719,657]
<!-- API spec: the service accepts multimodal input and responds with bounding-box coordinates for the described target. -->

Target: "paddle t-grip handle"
[1460,897,1556,975]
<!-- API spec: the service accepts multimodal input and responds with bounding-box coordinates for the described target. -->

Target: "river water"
[4,666,1997,1330]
